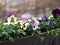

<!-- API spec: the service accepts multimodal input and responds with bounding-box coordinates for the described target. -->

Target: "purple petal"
[22,13,31,20]
[7,14,16,18]
[22,18,26,21]
[34,20,39,25]
[32,20,39,28]
[32,23,36,28]
[53,21,56,27]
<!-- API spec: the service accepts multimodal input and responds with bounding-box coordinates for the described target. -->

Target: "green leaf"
[56,16,60,27]
[9,36,15,42]
[31,19,35,24]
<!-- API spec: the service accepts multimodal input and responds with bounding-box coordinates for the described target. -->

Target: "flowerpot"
[50,32,60,45]
[0,32,60,45]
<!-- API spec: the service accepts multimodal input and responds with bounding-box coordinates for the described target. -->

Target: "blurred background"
[0,0,60,22]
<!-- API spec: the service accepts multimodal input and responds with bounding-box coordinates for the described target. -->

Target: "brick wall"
[0,0,60,21]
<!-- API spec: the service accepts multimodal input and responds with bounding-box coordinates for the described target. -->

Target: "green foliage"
[56,16,60,27]
[1,14,60,41]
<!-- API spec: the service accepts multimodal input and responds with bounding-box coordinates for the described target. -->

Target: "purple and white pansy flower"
[32,20,40,30]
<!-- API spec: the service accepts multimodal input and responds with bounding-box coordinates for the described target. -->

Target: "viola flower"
[42,16,48,21]
[7,14,17,24]
[20,21,29,30]
[52,8,60,19]
[23,23,29,30]
[32,20,39,30]
[20,21,26,29]
[52,21,56,27]
[22,13,31,21]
